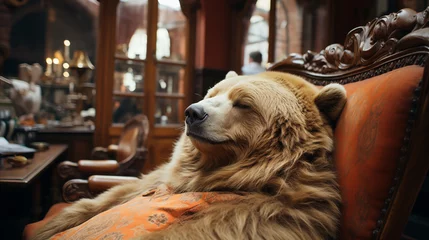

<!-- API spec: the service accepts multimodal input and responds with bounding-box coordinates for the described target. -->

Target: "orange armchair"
[57,114,149,180]
[24,8,429,240]
[269,7,429,240]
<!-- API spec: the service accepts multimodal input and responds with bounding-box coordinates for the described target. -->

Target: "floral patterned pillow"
[52,184,242,240]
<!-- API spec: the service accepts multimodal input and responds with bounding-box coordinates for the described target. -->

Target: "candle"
[64,40,70,62]
[53,58,61,77]
[63,62,70,78]
[167,76,173,93]
[46,58,52,76]
[69,82,74,93]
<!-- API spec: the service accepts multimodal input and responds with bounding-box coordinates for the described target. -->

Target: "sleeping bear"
[32,71,346,240]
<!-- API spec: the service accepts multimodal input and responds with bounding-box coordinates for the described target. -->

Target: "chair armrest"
[107,144,118,154]
[77,160,120,174]
[57,161,83,180]
[88,175,139,194]
[62,179,93,203]
[91,144,118,160]
[62,175,139,202]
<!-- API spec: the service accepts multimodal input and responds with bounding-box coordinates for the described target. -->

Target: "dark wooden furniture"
[0,144,67,239]
[35,126,94,163]
[95,0,197,172]
[0,144,67,185]
[269,7,429,240]
[57,115,149,181]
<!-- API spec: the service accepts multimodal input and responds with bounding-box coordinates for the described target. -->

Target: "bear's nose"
[185,104,207,125]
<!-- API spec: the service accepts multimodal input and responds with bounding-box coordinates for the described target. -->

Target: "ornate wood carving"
[62,179,93,203]
[269,7,429,75]
[57,161,83,180]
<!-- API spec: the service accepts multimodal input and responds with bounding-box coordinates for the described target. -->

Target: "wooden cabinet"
[95,0,195,172]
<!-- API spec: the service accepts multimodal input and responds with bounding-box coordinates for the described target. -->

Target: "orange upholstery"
[23,203,71,240]
[50,185,242,239]
[335,66,424,239]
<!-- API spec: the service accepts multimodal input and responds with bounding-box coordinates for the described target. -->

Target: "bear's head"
[185,71,345,159]
[179,70,346,193]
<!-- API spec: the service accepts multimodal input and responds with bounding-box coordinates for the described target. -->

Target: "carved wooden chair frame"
[269,7,429,239]
[58,115,149,202]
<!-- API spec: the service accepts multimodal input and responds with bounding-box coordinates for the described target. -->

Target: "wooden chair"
[57,114,149,181]
[268,7,429,240]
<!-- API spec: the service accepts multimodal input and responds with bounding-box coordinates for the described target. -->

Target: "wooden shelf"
[113,91,145,98]
[155,93,185,99]
[115,56,186,66]
[155,123,184,129]
[115,55,186,67]
[40,83,69,89]
[156,59,186,67]
[115,55,146,63]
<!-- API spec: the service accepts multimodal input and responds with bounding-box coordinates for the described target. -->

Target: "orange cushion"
[23,203,71,240]
[335,66,423,239]
[51,184,242,239]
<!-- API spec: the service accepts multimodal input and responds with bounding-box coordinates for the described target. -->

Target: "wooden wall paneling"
[95,0,119,147]
[268,0,276,64]
[230,0,257,73]
[145,0,161,171]
[194,68,230,100]
[181,0,198,105]
[143,138,176,174]
[144,0,158,149]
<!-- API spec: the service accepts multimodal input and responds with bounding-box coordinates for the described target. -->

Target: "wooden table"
[0,144,68,185]
[0,144,68,239]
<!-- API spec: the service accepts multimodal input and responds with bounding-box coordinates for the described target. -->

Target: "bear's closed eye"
[233,102,250,109]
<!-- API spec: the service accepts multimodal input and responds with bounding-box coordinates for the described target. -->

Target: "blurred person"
[241,51,265,75]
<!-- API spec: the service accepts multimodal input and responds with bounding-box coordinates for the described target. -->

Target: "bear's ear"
[225,71,238,78]
[314,83,347,121]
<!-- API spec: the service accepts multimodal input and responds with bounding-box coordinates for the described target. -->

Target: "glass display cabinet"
[95,0,196,172]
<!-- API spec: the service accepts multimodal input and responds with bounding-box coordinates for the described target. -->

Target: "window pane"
[155,98,184,125]
[275,0,302,61]
[275,0,287,61]
[242,0,269,74]
[112,97,143,124]
[157,0,187,61]
[116,0,148,59]
[156,64,185,94]
[114,59,144,93]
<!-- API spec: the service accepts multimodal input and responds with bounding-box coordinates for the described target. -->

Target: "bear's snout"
[185,104,208,126]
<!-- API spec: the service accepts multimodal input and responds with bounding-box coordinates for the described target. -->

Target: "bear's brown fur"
[32,71,346,240]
